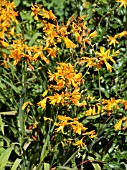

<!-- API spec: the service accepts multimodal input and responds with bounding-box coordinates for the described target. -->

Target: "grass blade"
[11,158,22,170]
[0,146,13,169]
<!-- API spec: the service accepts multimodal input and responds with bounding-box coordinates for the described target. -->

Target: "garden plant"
[0,0,127,169]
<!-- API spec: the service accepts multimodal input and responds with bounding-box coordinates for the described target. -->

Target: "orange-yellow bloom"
[48,92,65,106]
[83,130,96,138]
[114,119,123,130]
[42,8,57,20]
[78,57,96,68]
[102,98,121,116]
[22,102,33,110]
[63,37,76,48]
[116,0,127,8]
[54,122,66,134]
[124,101,127,110]
[73,138,86,148]
[75,32,82,43]
[70,118,87,135]
[31,4,40,20]
[96,47,119,72]
[37,97,47,110]
[116,30,127,37]
[107,35,119,47]
[58,115,73,121]
[118,117,127,130]
[89,30,97,38]
[54,115,73,134]
[42,90,48,97]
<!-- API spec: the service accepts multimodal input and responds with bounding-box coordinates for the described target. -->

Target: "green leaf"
[0,146,13,169]
[11,158,22,170]
[20,11,32,20]
[88,156,101,170]
[99,0,108,4]
[14,0,20,6]
[1,49,11,54]
[108,162,120,169]
[0,111,17,115]
[0,148,5,155]
[1,78,19,93]
[100,87,109,98]
[113,18,123,26]
[52,0,65,5]
[28,33,42,46]
[40,142,49,163]
[63,150,79,166]
[2,136,11,146]
[44,163,50,170]
[0,115,4,135]
[38,135,50,169]
[57,166,76,170]
[0,81,6,89]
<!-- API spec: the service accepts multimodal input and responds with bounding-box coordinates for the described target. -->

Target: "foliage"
[0,0,127,169]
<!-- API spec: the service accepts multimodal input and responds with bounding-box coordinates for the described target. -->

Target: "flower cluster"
[54,115,96,148]
[1,0,127,151]
[31,4,97,53]
[0,0,18,68]
[38,62,86,108]
[0,0,18,38]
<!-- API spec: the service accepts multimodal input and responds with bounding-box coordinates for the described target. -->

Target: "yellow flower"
[114,119,123,130]
[116,0,127,8]
[37,97,47,110]
[31,4,40,20]
[0,30,5,39]
[33,48,50,64]
[97,105,101,114]
[83,130,96,138]
[105,60,113,72]
[73,138,86,148]
[22,102,33,110]
[116,30,127,37]
[43,117,53,121]
[96,47,112,61]
[63,37,76,48]
[75,31,82,43]
[89,30,97,38]
[92,106,96,115]
[54,115,72,134]
[42,90,48,97]
[78,57,96,68]
[96,47,119,72]
[70,118,87,135]
[107,35,119,47]
[42,8,57,20]
[1,53,9,69]
[85,106,93,116]
[9,27,15,36]
[0,41,9,47]
[58,115,73,121]
[124,101,127,110]
[70,88,81,106]
[45,47,56,58]
[54,122,66,134]
[102,98,120,116]
[48,92,65,106]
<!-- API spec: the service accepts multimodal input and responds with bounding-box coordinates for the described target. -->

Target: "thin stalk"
[98,70,102,128]
[18,61,27,170]
[18,22,27,169]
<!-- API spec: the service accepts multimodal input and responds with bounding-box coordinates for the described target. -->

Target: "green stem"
[98,5,118,26]
[98,70,102,127]
[18,61,27,169]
